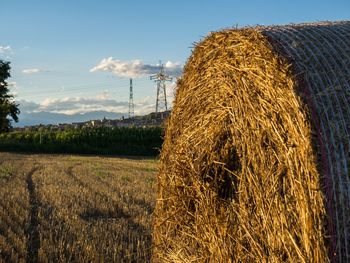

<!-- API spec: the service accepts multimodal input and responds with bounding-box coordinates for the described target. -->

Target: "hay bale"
[153,21,350,262]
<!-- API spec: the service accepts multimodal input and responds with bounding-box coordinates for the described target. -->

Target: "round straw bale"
[153,21,350,262]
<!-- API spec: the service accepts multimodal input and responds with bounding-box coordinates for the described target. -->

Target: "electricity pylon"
[150,62,172,113]
[128,78,134,118]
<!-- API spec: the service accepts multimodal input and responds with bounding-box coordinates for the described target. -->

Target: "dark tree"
[0,60,19,132]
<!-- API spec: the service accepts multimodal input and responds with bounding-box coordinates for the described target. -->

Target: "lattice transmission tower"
[128,78,134,118]
[150,62,172,113]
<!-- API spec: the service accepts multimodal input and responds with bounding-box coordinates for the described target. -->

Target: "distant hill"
[14,111,125,127]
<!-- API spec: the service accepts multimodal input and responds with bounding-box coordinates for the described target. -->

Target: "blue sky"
[0,0,349,125]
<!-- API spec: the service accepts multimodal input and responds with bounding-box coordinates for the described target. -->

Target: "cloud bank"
[0,45,11,53]
[38,96,128,115]
[22,68,49,74]
[90,58,182,78]
[7,81,19,96]
[18,94,160,116]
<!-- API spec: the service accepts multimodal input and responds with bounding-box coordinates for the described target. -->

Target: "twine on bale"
[153,21,350,262]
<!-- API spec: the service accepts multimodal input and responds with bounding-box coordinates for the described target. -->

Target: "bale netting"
[153,21,350,262]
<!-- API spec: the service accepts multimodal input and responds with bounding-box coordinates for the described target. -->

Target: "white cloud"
[90,57,183,78]
[22,68,49,74]
[19,97,125,115]
[18,92,159,116]
[0,45,11,53]
[37,96,125,115]
[8,81,17,88]
[7,81,19,96]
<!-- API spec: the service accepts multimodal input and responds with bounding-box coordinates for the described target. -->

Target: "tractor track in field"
[65,165,151,240]
[25,166,40,263]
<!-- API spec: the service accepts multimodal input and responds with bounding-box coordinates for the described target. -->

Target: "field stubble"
[0,152,158,262]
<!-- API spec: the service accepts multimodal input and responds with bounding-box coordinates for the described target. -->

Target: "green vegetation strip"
[0,126,163,156]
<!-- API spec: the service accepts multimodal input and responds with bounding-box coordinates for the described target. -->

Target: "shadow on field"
[25,166,41,263]
[79,207,131,221]
[66,165,153,260]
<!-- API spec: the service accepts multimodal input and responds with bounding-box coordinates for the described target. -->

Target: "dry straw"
[153,21,350,262]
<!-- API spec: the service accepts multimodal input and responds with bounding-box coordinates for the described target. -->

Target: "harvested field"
[0,152,158,262]
[153,21,350,262]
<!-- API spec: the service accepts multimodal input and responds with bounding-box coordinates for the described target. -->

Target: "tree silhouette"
[0,60,19,132]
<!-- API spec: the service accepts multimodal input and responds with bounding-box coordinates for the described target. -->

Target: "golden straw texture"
[153,21,350,262]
